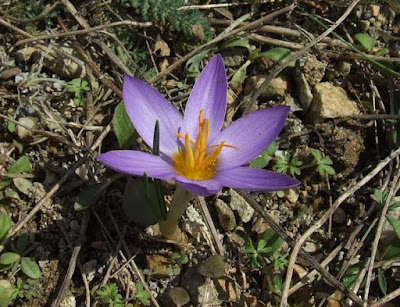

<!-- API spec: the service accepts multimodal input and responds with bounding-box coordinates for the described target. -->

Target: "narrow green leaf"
[21,257,41,279]
[257,47,296,67]
[259,229,283,255]
[354,33,375,51]
[222,37,252,52]
[112,102,137,149]
[0,253,20,265]
[386,214,400,239]
[230,60,251,91]
[0,211,11,241]
[378,268,387,295]
[382,238,400,260]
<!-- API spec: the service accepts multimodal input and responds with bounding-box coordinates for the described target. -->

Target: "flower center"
[172,109,238,180]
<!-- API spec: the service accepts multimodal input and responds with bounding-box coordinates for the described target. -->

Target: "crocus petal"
[214,106,290,170]
[215,167,300,191]
[175,175,223,196]
[123,76,183,156]
[98,150,175,180]
[183,55,227,139]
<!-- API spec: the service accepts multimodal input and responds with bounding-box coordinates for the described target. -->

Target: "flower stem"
[159,184,192,241]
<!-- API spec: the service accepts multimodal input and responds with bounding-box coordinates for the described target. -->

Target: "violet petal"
[98,150,175,179]
[214,106,290,170]
[183,55,227,140]
[215,167,300,191]
[123,76,183,156]
[175,175,223,196]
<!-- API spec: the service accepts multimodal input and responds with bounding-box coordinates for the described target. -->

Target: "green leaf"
[20,257,41,279]
[112,102,137,149]
[122,178,165,226]
[354,33,375,51]
[256,47,296,67]
[0,280,13,307]
[5,190,20,200]
[135,282,151,306]
[386,214,400,239]
[382,238,400,260]
[0,156,32,190]
[230,60,251,91]
[74,182,110,211]
[0,253,20,265]
[12,178,32,195]
[259,229,283,255]
[16,233,28,253]
[0,211,11,241]
[250,142,278,168]
[378,268,387,295]
[221,37,252,52]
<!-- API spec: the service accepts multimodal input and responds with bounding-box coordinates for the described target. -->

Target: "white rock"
[244,75,291,98]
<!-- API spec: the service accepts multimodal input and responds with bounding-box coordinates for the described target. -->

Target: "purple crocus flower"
[98,55,299,196]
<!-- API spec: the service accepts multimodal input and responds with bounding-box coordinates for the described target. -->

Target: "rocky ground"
[1,0,400,306]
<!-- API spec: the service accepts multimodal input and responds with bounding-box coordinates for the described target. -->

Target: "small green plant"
[275,152,303,177]
[171,252,189,264]
[66,78,90,107]
[242,229,284,268]
[250,142,278,169]
[11,278,24,300]
[371,189,400,211]
[0,156,33,200]
[96,283,124,307]
[270,250,288,271]
[135,282,151,306]
[310,149,335,176]
[0,233,41,279]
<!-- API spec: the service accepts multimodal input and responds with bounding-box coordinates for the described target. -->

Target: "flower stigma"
[172,109,238,180]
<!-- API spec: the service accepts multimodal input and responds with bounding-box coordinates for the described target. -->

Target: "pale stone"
[309,82,360,120]
[284,188,299,203]
[244,75,291,98]
[215,199,236,231]
[371,5,380,17]
[17,116,39,139]
[229,189,254,223]
[60,295,76,307]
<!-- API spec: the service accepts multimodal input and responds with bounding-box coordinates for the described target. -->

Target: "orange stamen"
[172,109,238,180]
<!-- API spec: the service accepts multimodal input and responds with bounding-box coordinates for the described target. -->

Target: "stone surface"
[284,188,299,203]
[302,54,327,87]
[244,75,291,98]
[229,189,254,223]
[294,70,313,111]
[17,116,39,139]
[309,82,360,120]
[215,199,236,231]
[168,287,191,306]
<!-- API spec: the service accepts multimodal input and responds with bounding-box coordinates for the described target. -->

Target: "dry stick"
[280,145,400,307]
[372,283,400,307]
[363,170,400,306]
[56,16,122,99]
[197,196,225,255]
[149,3,296,84]
[15,20,152,46]
[239,191,363,306]
[52,212,90,307]
[60,0,134,77]
[241,0,360,115]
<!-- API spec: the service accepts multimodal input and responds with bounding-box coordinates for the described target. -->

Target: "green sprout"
[0,233,41,279]
[96,283,124,307]
[275,152,303,176]
[310,149,335,176]
[135,282,151,306]
[66,78,90,107]
[250,142,278,169]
